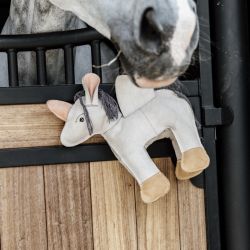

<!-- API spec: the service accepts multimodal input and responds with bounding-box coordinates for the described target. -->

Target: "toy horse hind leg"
[169,105,210,179]
[167,130,204,180]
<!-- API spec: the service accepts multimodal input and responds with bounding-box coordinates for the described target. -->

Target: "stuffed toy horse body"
[47,73,210,203]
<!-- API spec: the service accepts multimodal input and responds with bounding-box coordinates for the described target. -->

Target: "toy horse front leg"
[170,102,210,179]
[108,145,170,203]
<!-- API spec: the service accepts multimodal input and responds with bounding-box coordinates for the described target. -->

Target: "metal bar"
[0,28,105,52]
[7,49,19,87]
[0,80,199,105]
[190,96,205,189]
[36,48,47,85]
[210,0,250,249]
[197,0,222,249]
[0,139,175,168]
[64,45,75,84]
[91,40,102,80]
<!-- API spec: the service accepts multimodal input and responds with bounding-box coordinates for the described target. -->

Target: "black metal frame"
[197,1,222,249]
[0,140,176,168]
[0,28,104,86]
[0,1,232,249]
[210,0,250,249]
[0,81,199,105]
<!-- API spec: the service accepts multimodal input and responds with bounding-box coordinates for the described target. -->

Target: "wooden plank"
[178,179,207,250]
[0,166,47,250]
[135,158,181,250]
[44,163,93,250]
[90,161,137,250]
[0,104,104,149]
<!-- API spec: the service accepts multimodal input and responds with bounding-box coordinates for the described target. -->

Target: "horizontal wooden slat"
[0,104,104,149]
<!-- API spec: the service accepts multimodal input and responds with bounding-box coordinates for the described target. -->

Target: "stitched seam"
[140,109,158,136]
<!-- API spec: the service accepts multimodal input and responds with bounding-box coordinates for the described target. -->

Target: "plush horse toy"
[47,73,210,203]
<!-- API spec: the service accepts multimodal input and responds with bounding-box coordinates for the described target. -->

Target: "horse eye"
[79,117,85,122]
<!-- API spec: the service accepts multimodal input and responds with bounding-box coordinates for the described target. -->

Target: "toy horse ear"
[47,100,72,121]
[82,73,100,106]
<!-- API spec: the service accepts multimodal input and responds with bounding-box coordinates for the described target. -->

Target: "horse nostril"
[139,9,163,54]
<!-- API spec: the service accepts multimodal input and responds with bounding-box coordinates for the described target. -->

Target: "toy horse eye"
[79,117,85,122]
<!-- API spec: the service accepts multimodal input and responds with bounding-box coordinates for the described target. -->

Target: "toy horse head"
[47,73,120,147]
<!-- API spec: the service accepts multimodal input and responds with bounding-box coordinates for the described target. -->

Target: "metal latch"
[202,106,234,127]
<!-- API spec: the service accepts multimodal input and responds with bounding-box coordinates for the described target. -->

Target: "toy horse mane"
[74,88,120,135]
[98,89,120,121]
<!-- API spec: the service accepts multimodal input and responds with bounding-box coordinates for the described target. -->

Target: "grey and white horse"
[0,0,118,86]
[0,0,199,88]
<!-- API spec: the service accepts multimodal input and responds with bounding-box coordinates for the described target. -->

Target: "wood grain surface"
[0,159,207,249]
[44,163,93,250]
[178,178,207,250]
[0,166,47,250]
[135,158,181,250]
[0,104,104,149]
[90,161,137,250]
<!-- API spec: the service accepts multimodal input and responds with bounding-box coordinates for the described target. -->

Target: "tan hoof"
[175,160,203,180]
[181,147,210,173]
[140,172,170,204]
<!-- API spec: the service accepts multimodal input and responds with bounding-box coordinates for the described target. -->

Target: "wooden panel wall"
[0,105,207,249]
[0,159,207,250]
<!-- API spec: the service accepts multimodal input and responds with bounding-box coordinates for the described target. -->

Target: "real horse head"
[49,0,199,88]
